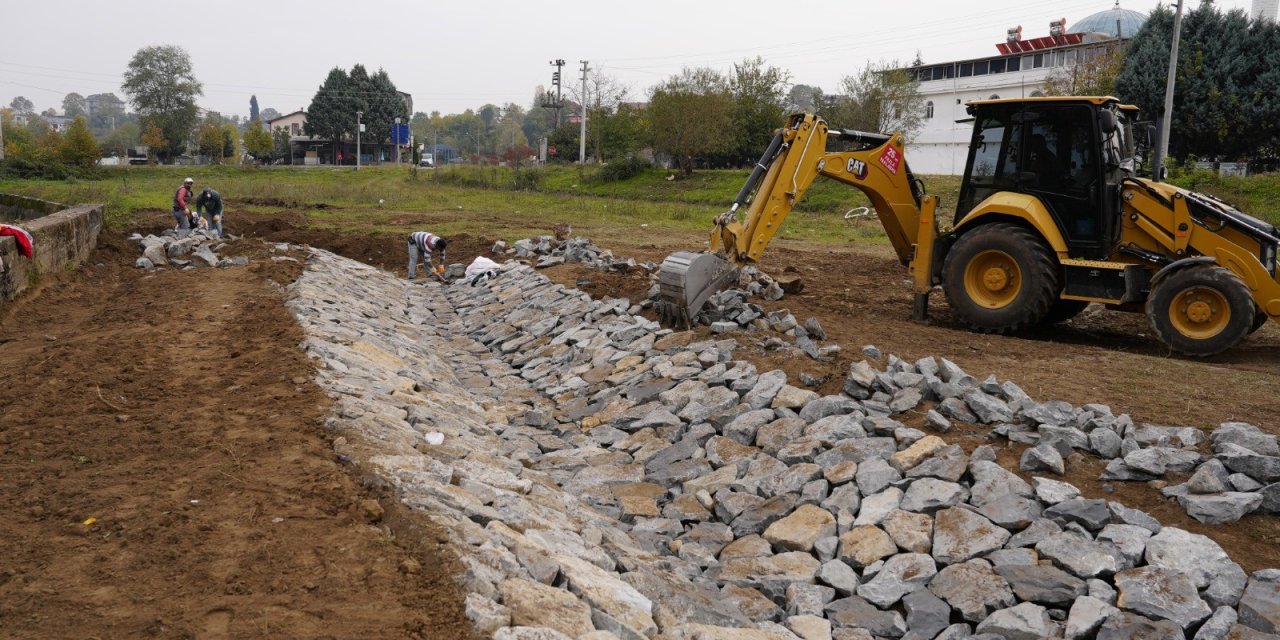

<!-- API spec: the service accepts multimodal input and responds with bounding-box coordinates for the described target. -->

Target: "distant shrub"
[597,157,648,182]
[0,156,98,180]
[512,168,544,191]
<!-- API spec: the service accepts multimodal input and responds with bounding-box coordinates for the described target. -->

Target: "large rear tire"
[1040,299,1090,325]
[942,222,1059,333]
[1146,265,1255,357]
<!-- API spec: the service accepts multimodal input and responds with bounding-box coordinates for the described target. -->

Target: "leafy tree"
[141,119,167,163]
[122,44,203,162]
[197,119,225,163]
[58,116,100,168]
[99,121,141,157]
[62,93,87,118]
[305,67,352,162]
[260,107,281,122]
[249,94,260,122]
[648,67,734,175]
[272,126,292,163]
[2,109,35,158]
[522,89,557,147]
[579,68,632,163]
[829,59,926,140]
[590,102,648,163]
[729,57,791,165]
[1043,43,1126,97]
[41,107,57,118]
[9,96,33,116]
[243,123,273,160]
[305,65,407,162]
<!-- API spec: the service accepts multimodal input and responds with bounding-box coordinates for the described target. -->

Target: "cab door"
[1018,105,1107,258]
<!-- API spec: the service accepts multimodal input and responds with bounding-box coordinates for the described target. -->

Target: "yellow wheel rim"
[964,250,1023,309]
[1169,286,1231,339]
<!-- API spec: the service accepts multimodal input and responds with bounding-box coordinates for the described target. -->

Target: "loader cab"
[956,97,1125,260]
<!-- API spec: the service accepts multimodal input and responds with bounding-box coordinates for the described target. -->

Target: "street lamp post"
[395,117,402,165]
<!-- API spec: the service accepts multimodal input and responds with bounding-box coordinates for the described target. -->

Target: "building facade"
[1253,0,1278,22]
[906,4,1146,175]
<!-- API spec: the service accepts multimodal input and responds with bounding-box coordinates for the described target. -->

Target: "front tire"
[1146,265,1255,357]
[1250,304,1269,334]
[942,222,1059,333]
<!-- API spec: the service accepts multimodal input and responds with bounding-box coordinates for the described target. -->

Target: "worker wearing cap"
[173,177,195,236]
[195,187,224,238]
[407,231,447,280]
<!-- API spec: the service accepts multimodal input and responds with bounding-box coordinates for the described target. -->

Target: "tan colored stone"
[499,578,594,638]
[881,509,933,553]
[620,495,661,518]
[772,384,821,410]
[824,460,858,485]
[890,435,946,472]
[838,525,898,568]
[763,504,837,552]
[612,482,667,499]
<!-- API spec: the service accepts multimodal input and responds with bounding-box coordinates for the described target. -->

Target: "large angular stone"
[900,478,968,513]
[1035,531,1121,579]
[1033,477,1082,505]
[1065,596,1119,640]
[881,509,933,554]
[718,552,821,589]
[964,389,1013,423]
[1020,444,1065,475]
[1145,528,1247,608]
[824,596,906,637]
[558,556,657,639]
[500,578,595,638]
[1043,498,1111,531]
[1115,566,1213,630]
[1096,612,1185,639]
[1218,443,1280,484]
[929,559,1017,623]
[1213,422,1280,457]
[1238,572,1280,634]
[855,457,901,497]
[904,588,952,640]
[996,564,1087,606]
[745,370,788,409]
[733,494,800,538]
[724,409,778,445]
[975,602,1050,640]
[838,525,898,568]
[1178,492,1263,524]
[853,487,903,527]
[890,435,946,473]
[856,553,937,608]
[763,504,836,552]
[932,507,1010,565]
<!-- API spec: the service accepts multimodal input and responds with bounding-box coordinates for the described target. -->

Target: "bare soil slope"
[0,232,475,640]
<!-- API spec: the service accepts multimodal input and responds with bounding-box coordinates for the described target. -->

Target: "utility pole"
[578,60,589,165]
[356,110,363,170]
[545,59,565,127]
[395,116,402,165]
[1153,0,1184,181]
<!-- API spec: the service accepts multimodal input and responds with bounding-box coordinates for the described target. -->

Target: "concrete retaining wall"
[0,195,104,302]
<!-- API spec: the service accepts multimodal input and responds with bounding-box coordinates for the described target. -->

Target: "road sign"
[392,123,410,145]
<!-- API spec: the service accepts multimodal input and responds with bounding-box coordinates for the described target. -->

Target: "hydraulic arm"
[656,113,941,326]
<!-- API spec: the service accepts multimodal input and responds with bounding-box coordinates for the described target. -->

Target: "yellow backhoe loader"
[656,97,1280,356]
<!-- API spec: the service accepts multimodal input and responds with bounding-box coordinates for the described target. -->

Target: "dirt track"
[0,231,476,639]
[2,205,1279,635]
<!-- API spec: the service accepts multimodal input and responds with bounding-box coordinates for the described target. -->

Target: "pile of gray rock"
[494,236,656,273]
[288,250,1280,640]
[129,230,247,269]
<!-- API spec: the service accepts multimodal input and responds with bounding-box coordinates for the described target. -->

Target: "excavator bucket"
[655,251,739,328]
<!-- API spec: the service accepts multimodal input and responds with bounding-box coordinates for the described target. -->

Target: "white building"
[907,4,1147,175]
[1253,0,1278,22]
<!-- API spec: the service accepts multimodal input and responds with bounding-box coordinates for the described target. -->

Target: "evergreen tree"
[305,67,354,163]
[249,94,260,122]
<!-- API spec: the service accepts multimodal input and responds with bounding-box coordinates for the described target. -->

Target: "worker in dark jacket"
[172,177,195,235]
[195,187,224,238]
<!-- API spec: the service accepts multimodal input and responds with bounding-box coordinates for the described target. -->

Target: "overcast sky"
[0,0,1257,119]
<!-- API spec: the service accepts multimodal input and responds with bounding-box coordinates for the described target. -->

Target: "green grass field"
[1,164,1276,244]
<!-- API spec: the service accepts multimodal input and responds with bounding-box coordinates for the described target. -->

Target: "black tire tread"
[942,221,1059,334]
[1040,298,1090,325]
[1146,265,1254,357]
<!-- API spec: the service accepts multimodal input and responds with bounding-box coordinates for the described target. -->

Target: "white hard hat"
[183,177,194,184]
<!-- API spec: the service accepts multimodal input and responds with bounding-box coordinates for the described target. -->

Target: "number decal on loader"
[847,159,868,179]
[879,146,901,175]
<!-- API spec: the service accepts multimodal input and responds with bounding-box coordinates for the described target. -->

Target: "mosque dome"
[1068,3,1148,38]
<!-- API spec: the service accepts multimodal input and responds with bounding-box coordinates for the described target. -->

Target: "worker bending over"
[195,187,224,238]
[407,231,448,279]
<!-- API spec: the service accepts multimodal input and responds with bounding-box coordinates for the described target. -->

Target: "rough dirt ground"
[0,228,477,639]
[3,204,1279,636]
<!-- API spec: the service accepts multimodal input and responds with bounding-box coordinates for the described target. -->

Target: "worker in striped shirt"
[407,231,448,279]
